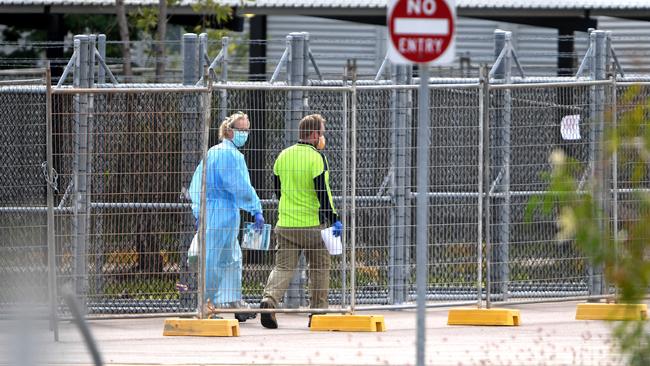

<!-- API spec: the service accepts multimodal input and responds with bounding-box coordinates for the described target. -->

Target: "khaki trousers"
[262,226,331,309]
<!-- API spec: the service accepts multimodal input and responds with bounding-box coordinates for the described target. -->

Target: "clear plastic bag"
[241,222,271,250]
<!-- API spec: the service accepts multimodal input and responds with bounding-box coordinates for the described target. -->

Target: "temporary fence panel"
[204,83,352,313]
[50,87,207,316]
[0,84,49,314]
[488,82,596,303]
[614,80,650,288]
[425,84,482,302]
[211,84,287,306]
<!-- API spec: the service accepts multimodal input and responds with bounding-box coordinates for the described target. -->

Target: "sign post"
[387,1,455,366]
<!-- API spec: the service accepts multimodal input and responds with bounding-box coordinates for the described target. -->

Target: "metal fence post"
[285,32,308,308]
[95,34,107,301]
[183,33,199,86]
[198,33,208,83]
[88,35,96,86]
[284,32,306,144]
[589,30,608,297]
[86,34,99,302]
[181,33,199,310]
[389,64,410,304]
[97,34,106,84]
[72,35,90,310]
[489,29,511,303]
[219,36,229,122]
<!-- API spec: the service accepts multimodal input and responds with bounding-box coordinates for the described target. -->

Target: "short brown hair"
[299,114,325,140]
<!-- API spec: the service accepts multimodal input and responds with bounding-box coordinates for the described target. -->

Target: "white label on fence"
[560,114,581,140]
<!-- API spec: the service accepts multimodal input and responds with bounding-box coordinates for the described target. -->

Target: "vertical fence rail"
[341,70,349,308]
[491,30,512,304]
[589,30,608,297]
[197,84,211,319]
[349,61,358,313]
[181,33,199,313]
[45,64,59,340]
[477,65,488,309]
[611,77,619,296]
[390,65,411,305]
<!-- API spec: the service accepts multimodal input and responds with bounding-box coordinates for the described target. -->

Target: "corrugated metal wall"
[266,15,387,79]
[264,15,650,79]
[265,15,561,78]
[599,16,650,74]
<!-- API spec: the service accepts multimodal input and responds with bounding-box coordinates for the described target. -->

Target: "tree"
[154,0,167,82]
[115,0,132,79]
[528,85,650,365]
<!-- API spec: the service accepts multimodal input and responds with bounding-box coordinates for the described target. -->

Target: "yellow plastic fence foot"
[447,308,520,326]
[309,314,386,332]
[163,318,240,337]
[575,303,648,321]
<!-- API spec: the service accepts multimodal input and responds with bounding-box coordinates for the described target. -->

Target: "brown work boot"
[259,300,277,329]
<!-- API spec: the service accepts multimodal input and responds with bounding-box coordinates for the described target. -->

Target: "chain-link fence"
[0,83,49,315]
[2,28,649,325]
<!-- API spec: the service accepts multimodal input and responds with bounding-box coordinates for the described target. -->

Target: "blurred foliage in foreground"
[527,84,650,365]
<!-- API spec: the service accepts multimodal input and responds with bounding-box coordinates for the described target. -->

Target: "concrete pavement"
[1,301,628,365]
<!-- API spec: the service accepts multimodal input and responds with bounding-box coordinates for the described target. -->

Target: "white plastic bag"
[320,227,342,255]
[187,232,198,269]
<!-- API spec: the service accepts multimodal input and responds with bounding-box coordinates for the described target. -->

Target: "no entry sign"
[387,0,456,65]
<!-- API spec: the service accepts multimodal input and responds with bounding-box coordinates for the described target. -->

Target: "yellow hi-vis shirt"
[273,143,337,227]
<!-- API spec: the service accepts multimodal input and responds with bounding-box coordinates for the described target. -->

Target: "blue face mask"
[232,130,249,148]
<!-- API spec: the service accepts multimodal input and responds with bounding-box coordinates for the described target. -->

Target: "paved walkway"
[1,301,628,365]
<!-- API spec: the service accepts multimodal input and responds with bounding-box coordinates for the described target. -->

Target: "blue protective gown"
[189,139,262,304]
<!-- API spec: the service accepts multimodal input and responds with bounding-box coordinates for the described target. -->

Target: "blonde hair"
[218,111,248,140]
[299,114,325,140]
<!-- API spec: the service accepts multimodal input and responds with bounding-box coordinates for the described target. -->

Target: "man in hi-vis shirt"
[260,114,342,329]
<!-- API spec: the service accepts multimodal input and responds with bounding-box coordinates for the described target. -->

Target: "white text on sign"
[398,38,444,54]
[407,0,437,15]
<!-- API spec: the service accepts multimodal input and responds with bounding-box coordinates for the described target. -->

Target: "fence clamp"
[41,161,58,192]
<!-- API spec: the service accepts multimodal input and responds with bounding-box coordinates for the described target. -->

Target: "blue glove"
[254,212,265,232]
[194,218,199,231]
[332,220,343,238]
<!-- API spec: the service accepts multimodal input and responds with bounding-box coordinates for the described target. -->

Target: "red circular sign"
[388,0,455,63]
